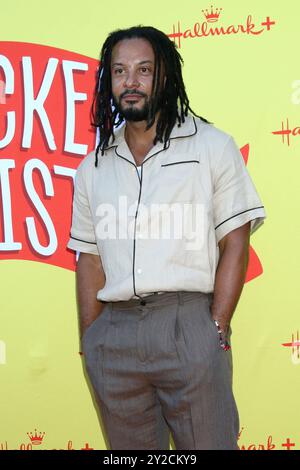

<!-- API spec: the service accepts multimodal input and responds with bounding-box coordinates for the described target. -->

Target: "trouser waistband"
[108,291,213,310]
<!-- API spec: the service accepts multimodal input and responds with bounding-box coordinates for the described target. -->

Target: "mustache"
[121,90,146,98]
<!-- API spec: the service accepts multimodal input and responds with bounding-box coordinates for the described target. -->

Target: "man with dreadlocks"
[67,26,266,450]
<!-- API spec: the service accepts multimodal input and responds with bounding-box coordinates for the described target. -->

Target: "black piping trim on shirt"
[168,115,198,141]
[129,118,199,302]
[105,144,118,151]
[114,138,172,168]
[69,235,97,245]
[141,138,171,166]
[106,115,198,155]
[132,164,145,303]
[142,116,198,166]
[114,148,137,167]
[113,115,198,168]
[161,160,200,167]
[215,206,265,230]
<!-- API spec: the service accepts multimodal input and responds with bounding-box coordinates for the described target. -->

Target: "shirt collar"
[106,113,198,165]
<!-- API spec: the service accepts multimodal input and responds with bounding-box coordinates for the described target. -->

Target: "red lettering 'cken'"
[0,42,98,271]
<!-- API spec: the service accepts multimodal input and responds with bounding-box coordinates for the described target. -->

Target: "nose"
[123,69,140,89]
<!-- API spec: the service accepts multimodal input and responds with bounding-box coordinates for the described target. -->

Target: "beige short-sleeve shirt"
[67,114,267,301]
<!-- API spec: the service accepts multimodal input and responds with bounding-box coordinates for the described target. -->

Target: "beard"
[114,97,150,121]
[112,90,164,122]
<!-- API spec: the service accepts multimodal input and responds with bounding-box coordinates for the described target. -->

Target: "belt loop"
[177,291,184,306]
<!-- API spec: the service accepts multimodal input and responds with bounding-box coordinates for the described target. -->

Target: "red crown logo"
[202,5,223,22]
[27,429,46,446]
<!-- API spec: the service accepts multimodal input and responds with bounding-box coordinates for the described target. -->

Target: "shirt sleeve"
[213,136,267,244]
[67,158,99,255]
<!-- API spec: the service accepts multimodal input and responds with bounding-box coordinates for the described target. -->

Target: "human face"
[110,37,164,122]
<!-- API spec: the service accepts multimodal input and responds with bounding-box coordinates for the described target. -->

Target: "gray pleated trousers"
[81,291,240,450]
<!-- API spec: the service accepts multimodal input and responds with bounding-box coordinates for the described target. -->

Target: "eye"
[114,68,124,74]
[140,67,151,73]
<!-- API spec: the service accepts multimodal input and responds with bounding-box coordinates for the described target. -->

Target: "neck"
[124,112,160,146]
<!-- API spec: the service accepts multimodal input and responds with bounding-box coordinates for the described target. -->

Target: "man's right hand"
[76,252,106,342]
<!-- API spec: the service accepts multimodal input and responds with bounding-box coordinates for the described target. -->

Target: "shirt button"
[137,268,142,274]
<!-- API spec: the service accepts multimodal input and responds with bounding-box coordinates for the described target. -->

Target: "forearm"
[210,236,249,336]
[76,252,106,339]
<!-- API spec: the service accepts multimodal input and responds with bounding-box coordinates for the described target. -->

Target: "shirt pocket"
[157,153,201,203]
[161,153,200,168]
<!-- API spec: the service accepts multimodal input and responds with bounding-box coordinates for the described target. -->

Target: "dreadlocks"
[90,25,212,167]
